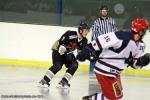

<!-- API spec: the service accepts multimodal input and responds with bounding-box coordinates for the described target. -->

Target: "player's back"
[94,31,137,77]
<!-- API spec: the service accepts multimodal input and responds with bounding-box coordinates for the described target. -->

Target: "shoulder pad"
[115,31,132,40]
[64,30,77,35]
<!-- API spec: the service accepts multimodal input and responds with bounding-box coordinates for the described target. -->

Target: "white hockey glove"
[58,45,66,55]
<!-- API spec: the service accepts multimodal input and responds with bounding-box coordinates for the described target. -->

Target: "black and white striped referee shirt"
[92,17,118,40]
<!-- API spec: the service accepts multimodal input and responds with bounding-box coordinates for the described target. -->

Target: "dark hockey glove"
[136,53,150,67]
[76,44,97,62]
[66,53,76,62]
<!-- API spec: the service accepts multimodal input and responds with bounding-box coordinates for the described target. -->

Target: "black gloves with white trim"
[76,44,97,62]
[125,53,150,68]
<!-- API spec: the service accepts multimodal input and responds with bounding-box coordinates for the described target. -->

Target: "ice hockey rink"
[0,66,150,100]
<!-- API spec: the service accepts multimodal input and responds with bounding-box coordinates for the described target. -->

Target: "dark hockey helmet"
[78,22,90,33]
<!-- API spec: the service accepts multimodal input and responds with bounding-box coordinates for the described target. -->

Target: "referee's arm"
[112,18,118,32]
[91,21,98,41]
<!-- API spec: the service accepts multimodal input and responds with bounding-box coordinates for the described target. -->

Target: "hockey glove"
[76,44,97,62]
[136,53,150,67]
[66,53,76,62]
[58,45,66,55]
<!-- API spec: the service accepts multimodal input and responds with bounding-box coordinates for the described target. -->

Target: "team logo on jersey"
[69,42,77,47]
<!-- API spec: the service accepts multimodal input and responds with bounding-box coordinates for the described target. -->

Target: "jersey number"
[104,36,110,42]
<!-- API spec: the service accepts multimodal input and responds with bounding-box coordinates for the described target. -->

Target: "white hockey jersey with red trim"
[91,31,145,77]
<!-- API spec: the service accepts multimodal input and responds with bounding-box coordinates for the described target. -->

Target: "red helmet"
[131,18,149,33]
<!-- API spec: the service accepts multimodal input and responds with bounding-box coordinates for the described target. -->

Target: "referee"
[90,5,118,71]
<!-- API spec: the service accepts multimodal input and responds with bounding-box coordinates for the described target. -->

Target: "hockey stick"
[96,52,138,60]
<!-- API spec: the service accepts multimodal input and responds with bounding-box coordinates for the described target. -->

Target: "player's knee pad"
[66,61,78,75]
[71,61,78,70]
[66,53,76,62]
[50,62,63,74]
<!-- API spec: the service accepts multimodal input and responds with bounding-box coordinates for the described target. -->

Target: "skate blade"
[56,84,69,89]
[37,83,49,88]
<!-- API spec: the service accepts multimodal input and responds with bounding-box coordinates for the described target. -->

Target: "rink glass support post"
[56,0,62,25]
[90,61,96,72]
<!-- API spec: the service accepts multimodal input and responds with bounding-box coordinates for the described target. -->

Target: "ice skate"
[57,80,70,89]
[38,79,50,88]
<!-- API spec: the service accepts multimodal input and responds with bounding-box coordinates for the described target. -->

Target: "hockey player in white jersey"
[77,18,150,100]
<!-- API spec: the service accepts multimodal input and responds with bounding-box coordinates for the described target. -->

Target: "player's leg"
[39,50,64,87]
[95,73,123,100]
[58,60,78,89]
[82,92,108,100]
[39,62,63,87]
[81,73,123,100]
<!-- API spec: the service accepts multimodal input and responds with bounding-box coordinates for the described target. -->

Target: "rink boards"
[0,58,150,77]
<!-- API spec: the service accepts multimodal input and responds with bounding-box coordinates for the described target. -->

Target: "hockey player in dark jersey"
[39,23,90,88]
[77,18,150,100]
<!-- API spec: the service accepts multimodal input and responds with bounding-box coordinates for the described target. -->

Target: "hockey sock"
[62,72,72,83]
[97,93,108,100]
